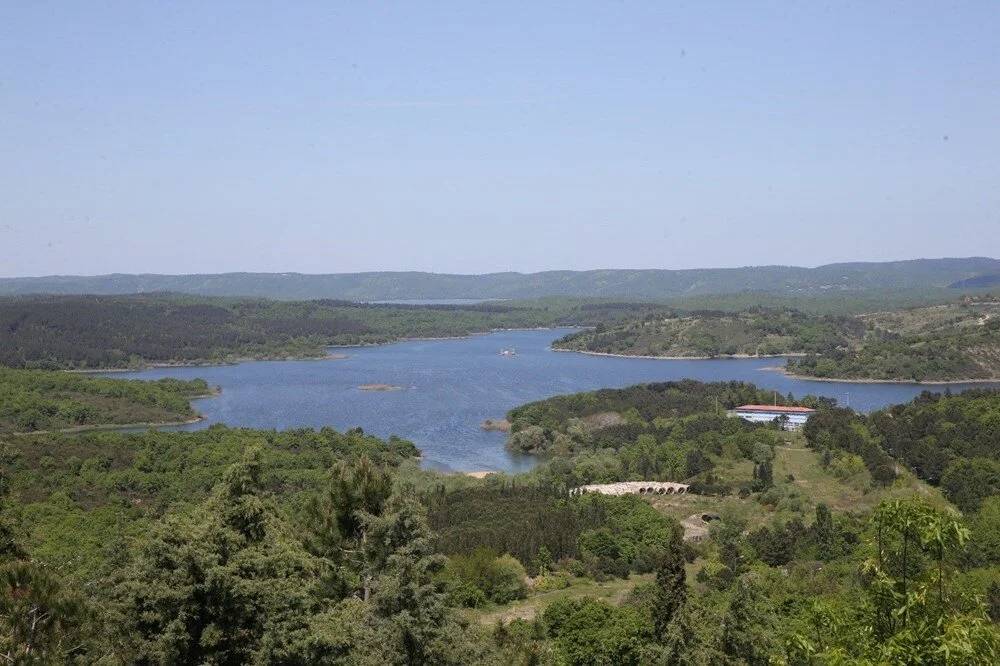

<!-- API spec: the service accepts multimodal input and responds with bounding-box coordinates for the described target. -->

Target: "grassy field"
[651,434,948,525]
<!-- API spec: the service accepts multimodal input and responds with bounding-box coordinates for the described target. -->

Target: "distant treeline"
[0,294,660,369]
[555,298,1000,382]
[2,257,997,299]
[552,308,864,358]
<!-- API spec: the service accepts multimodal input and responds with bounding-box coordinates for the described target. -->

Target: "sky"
[2,2,999,277]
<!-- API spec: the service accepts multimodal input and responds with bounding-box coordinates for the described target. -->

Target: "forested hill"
[0,368,209,432]
[553,309,863,358]
[554,299,1000,382]
[0,294,657,369]
[2,256,998,299]
[786,298,1000,381]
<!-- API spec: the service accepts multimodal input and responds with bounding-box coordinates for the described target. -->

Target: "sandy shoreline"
[463,471,498,479]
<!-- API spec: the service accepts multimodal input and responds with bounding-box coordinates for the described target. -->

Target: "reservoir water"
[111,328,1000,473]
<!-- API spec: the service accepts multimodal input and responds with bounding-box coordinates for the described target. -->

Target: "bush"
[441,548,527,606]
[534,571,572,592]
[542,597,653,666]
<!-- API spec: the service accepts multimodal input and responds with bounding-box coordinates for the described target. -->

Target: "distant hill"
[950,273,1000,289]
[552,309,864,358]
[2,257,999,300]
[553,297,1000,382]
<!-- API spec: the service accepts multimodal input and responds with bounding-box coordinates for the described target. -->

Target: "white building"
[733,404,816,430]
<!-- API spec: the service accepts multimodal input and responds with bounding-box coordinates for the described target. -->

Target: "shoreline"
[10,415,206,436]
[770,367,1000,385]
[6,386,222,435]
[552,347,1000,384]
[65,353,349,374]
[65,327,575,372]
[549,347,808,361]
[463,470,498,479]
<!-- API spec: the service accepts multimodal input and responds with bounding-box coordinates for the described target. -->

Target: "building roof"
[736,404,817,414]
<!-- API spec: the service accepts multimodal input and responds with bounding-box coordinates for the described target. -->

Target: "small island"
[480,418,511,432]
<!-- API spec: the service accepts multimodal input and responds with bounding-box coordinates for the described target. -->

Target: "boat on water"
[499,348,517,357]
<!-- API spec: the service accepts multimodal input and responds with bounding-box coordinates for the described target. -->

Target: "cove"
[109,328,1000,474]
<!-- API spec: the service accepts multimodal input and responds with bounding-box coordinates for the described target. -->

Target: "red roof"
[736,404,816,414]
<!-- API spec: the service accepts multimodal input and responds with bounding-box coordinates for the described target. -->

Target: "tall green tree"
[112,447,325,664]
[652,539,687,642]
[790,499,1000,664]
[364,496,452,665]
[0,475,95,664]
[720,574,775,665]
[303,456,394,600]
[812,502,836,561]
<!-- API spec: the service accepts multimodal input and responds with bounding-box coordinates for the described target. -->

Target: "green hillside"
[552,308,863,358]
[2,257,997,299]
[0,368,210,432]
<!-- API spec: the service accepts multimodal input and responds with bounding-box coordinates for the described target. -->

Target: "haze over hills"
[2,257,998,301]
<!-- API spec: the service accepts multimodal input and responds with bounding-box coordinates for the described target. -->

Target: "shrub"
[441,548,527,605]
[534,571,572,592]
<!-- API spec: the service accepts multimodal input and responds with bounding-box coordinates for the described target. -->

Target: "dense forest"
[3,384,999,662]
[0,294,659,369]
[554,298,1000,382]
[806,389,1000,513]
[552,308,862,358]
[1,295,998,661]
[787,298,1000,381]
[0,368,209,432]
[5,293,996,381]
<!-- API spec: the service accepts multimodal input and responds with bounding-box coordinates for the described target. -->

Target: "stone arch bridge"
[570,481,690,497]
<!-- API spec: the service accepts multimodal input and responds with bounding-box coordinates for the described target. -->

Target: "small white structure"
[571,481,689,496]
[733,404,816,430]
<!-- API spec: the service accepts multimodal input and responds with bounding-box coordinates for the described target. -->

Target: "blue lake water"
[110,329,1000,473]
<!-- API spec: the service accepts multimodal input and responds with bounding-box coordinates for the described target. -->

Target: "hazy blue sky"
[2,2,998,276]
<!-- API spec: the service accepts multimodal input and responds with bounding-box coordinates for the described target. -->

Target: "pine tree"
[113,447,325,664]
[304,456,394,600]
[652,539,687,641]
[720,574,774,665]
[0,473,92,663]
[365,496,451,665]
[813,503,836,561]
[751,460,773,492]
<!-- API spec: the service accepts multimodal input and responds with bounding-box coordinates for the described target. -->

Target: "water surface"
[112,329,1000,473]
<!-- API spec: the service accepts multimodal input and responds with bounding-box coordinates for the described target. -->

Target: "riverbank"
[4,386,220,436]
[65,352,349,373]
[549,347,808,361]
[772,367,1000,385]
[10,415,206,436]
[63,329,567,372]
